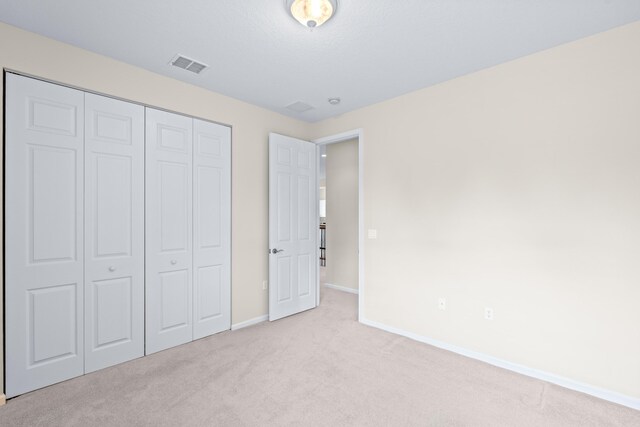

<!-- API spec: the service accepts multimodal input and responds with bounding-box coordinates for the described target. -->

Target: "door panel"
[159,162,190,252]
[192,119,231,339]
[196,265,222,319]
[92,277,133,348]
[159,270,190,330]
[146,108,193,354]
[93,154,132,257]
[196,166,222,248]
[269,133,317,321]
[84,93,144,372]
[30,145,78,262]
[297,175,311,239]
[6,74,85,397]
[277,257,293,302]
[298,254,311,296]
[277,173,292,242]
[29,284,78,364]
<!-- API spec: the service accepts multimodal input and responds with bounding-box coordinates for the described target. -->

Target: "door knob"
[171,259,177,265]
[108,266,116,272]
[271,248,284,254]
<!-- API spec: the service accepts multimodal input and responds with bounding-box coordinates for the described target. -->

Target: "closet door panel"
[84,93,144,372]
[193,119,231,339]
[146,108,193,354]
[5,74,85,397]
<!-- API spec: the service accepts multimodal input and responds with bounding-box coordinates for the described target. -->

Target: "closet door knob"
[108,266,116,272]
[171,260,177,265]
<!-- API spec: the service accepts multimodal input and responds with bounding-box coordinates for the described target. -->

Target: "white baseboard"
[324,283,359,295]
[360,317,640,411]
[231,315,268,331]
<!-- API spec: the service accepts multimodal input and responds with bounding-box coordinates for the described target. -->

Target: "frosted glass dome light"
[288,0,337,28]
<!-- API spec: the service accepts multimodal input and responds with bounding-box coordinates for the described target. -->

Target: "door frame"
[313,129,364,321]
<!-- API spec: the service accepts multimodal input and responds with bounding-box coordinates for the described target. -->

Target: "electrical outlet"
[262,280,268,290]
[438,298,446,310]
[484,307,494,320]
[367,229,378,239]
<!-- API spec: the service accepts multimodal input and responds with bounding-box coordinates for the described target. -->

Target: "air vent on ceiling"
[170,55,209,74]
[286,101,314,113]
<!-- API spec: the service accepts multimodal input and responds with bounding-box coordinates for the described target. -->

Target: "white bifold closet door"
[5,74,145,397]
[145,108,231,355]
[6,74,230,396]
[84,94,145,373]
[5,74,85,397]
[145,109,194,354]
[192,119,232,339]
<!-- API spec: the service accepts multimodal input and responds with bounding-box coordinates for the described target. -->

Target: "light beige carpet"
[1,287,638,426]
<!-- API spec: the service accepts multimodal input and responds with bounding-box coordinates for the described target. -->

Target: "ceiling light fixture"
[328,97,341,105]
[287,0,337,28]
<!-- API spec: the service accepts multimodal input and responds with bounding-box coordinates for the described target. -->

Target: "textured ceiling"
[1,1,639,122]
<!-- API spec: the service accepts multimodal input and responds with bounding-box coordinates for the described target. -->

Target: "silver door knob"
[171,259,177,265]
[271,248,284,254]
[108,266,116,272]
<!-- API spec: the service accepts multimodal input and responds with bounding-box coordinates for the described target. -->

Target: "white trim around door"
[313,129,364,322]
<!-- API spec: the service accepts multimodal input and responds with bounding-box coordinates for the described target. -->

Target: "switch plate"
[438,298,446,310]
[367,229,378,239]
[262,280,268,290]
[484,307,494,320]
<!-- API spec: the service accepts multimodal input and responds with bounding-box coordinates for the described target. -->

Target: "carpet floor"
[0,287,638,426]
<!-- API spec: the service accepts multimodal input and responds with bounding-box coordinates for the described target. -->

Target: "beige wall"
[325,139,359,291]
[0,22,310,394]
[311,22,640,399]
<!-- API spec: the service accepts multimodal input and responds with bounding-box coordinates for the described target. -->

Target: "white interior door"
[268,133,318,321]
[145,108,193,354]
[5,74,85,397]
[84,93,145,372]
[192,119,232,339]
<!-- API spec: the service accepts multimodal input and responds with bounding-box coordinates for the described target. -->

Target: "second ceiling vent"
[170,55,208,74]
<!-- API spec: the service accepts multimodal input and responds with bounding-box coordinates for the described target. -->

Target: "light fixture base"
[286,0,338,28]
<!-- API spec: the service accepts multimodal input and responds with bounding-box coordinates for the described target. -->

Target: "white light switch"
[368,229,378,239]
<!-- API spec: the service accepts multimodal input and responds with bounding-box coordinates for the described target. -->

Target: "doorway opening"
[314,129,364,321]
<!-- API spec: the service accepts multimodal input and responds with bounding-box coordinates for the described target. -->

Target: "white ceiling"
[1,1,639,122]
